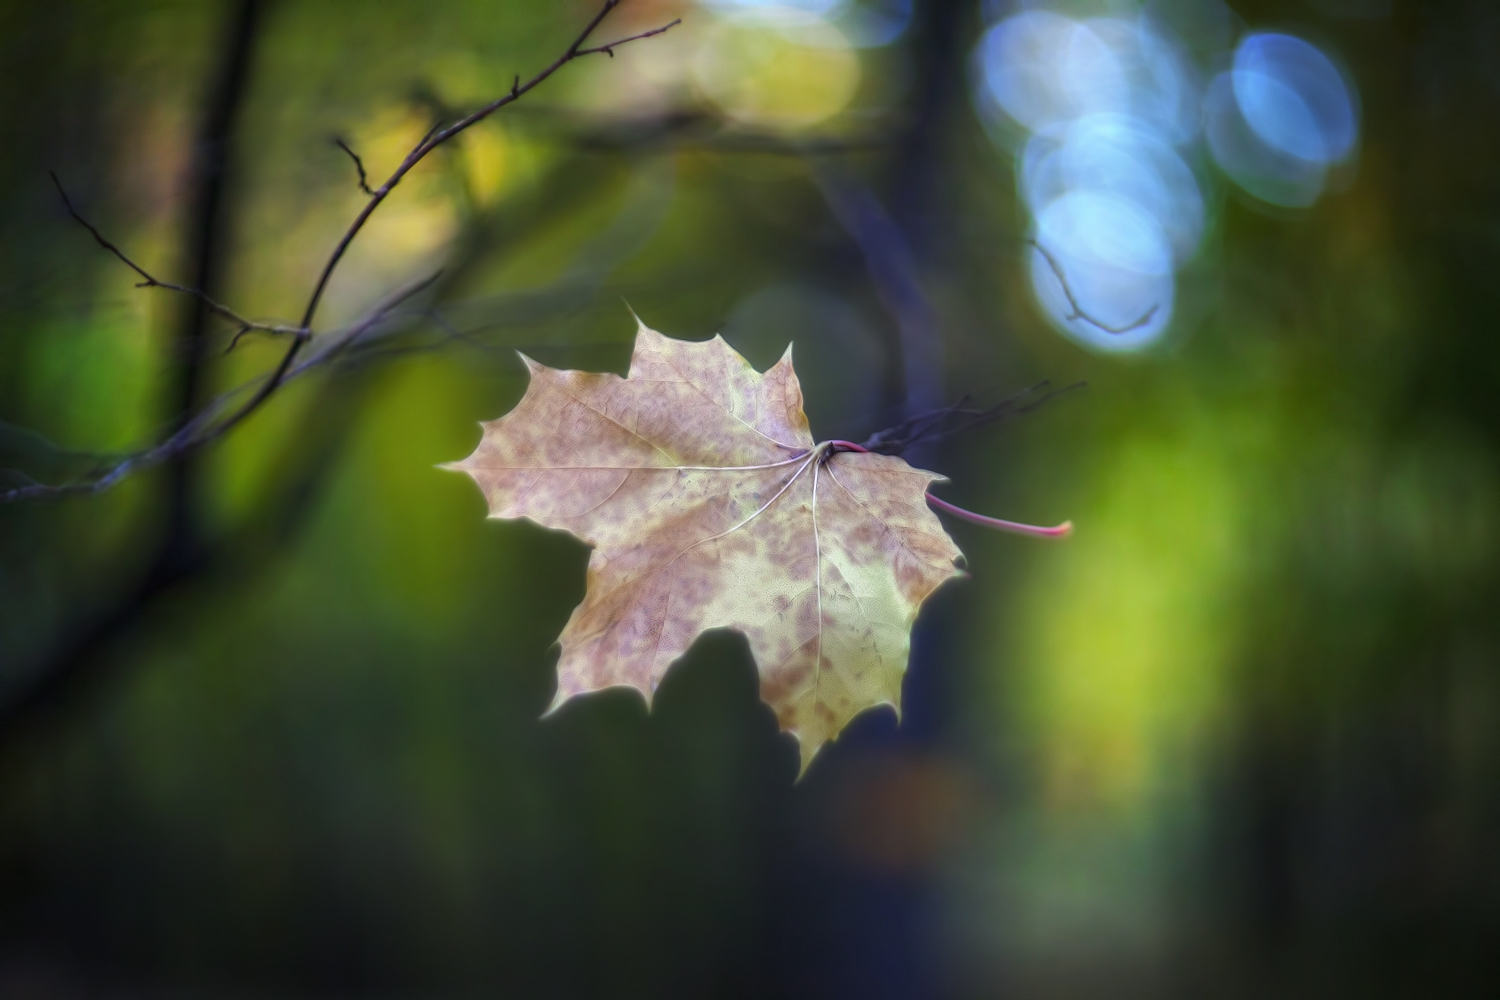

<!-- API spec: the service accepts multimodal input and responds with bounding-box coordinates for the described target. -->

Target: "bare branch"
[290,270,443,372]
[0,274,441,505]
[205,0,680,445]
[1028,239,1157,335]
[49,171,153,284]
[332,137,374,195]
[301,1,676,333]
[9,1,679,506]
[859,380,1085,455]
[49,171,308,343]
[574,18,682,58]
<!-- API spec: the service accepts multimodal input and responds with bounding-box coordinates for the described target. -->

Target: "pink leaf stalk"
[827,441,1072,540]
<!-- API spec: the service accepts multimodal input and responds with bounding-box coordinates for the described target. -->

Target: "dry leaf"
[447,319,963,773]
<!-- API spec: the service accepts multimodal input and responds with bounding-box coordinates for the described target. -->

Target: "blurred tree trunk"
[1,0,268,737]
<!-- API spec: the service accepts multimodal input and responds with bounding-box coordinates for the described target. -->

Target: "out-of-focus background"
[2,0,1497,996]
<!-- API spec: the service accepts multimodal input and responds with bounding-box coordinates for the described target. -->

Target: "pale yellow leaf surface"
[447,319,964,773]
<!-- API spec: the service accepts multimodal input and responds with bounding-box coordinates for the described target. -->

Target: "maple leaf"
[448,319,1054,774]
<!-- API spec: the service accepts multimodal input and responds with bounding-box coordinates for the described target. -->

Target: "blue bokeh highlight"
[974,9,1360,352]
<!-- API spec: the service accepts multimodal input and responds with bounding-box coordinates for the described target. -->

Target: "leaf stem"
[925,493,1072,539]
[829,438,1070,538]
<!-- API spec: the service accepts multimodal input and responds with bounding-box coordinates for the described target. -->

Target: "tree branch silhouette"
[333,137,375,195]
[858,381,1086,456]
[49,171,308,346]
[3,0,677,507]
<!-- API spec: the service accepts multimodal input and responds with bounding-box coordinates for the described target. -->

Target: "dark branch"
[574,18,681,57]
[333,137,374,195]
[8,1,678,506]
[1028,240,1157,335]
[49,171,151,284]
[203,0,680,447]
[288,270,443,373]
[0,273,439,504]
[49,171,307,342]
[858,381,1086,455]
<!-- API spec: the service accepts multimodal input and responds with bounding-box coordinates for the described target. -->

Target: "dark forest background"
[2,0,1499,997]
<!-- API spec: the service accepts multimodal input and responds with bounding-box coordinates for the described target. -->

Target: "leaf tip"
[541,669,580,717]
[622,299,650,334]
[794,734,824,780]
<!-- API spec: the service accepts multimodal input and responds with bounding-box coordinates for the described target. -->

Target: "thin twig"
[289,270,443,373]
[574,18,681,57]
[49,172,308,343]
[858,380,1085,455]
[332,137,374,195]
[206,0,678,445]
[0,278,439,504]
[1028,239,1157,335]
[8,1,678,506]
[302,1,673,334]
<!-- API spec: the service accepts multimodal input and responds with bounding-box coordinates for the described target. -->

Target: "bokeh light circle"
[1204,71,1328,208]
[1233,33,1357,163]
[978,13,1198,144]
[979,11,1111,133]
[692,14,860,128]
[1084,18,1200,145]
[1021,114,1204,263]
[701,0,848,21]
[978,10,1205,351]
